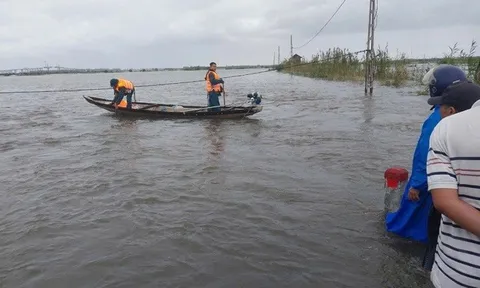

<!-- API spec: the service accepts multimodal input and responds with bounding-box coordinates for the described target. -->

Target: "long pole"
[364,0,376,95]
[364,5,371,94]
[222,84,226,106]
[369,0,376,94]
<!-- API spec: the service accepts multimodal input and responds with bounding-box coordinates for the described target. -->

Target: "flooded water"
[0,70,434,287]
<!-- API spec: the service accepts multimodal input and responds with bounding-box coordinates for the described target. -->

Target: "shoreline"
[277,42,480,91]
[0,65,276,77]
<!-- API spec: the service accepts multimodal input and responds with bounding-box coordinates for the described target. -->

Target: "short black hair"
[209,62,216,66]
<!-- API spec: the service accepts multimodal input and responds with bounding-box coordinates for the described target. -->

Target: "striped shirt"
[427,100,480,288]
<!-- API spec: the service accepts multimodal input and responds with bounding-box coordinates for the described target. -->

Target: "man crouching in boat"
[110,78,135,110]
[385,64,467,271]
[205,62,224,112]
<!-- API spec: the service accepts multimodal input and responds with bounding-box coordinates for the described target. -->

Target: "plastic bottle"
[384,167,409,213]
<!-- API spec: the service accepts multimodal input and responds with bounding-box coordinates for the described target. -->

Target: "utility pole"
[290,35,293,57]
[290,35,293,73]
[273,51,276,66]
[278,46,280,64]
[364,0,376,95]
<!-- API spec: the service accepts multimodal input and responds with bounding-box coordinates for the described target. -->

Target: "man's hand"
[408,187,420,201]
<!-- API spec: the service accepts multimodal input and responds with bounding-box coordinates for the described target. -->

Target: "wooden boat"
[83,96,263,119]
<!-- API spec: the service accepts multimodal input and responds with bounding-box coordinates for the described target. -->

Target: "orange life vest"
[205,70,223,93]
[117,99,128,108]
[114,79,134,92]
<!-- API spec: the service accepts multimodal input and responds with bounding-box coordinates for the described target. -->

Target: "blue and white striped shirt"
[427,100,480,288]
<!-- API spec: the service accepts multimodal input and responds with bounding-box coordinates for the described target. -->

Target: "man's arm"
[111,88,125,107]
[431,189,480,237]
[111,89,118,104]
[410,109,441,193]
[209,72,224,85]
[409,131,431,193]
[427,123,480,237]
[114,88,126,100]
[407,130,429,200]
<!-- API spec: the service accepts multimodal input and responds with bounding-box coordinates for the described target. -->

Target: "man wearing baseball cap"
[426,81,480,288]
[385,65,467,269]
[427,80,480,118]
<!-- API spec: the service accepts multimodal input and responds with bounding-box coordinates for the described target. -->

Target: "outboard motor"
[247,92,262,105]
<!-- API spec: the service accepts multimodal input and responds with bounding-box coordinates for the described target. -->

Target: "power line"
[293,0,348,50]
[0,49,368,95]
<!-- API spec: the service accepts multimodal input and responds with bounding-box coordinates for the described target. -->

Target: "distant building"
[290,54,303,63]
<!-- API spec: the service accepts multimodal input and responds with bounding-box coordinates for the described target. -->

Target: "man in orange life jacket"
[204,62,224,112]
[110,78,135,109]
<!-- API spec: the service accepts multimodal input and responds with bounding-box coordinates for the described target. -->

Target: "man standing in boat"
[204,62,224,112]
[110,78,135,110]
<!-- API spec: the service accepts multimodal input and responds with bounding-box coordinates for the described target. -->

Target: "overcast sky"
[0,0,479,69]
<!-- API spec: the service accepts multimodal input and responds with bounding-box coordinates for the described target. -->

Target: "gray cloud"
[0,0,478,69]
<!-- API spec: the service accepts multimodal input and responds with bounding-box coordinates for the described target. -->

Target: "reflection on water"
[362,94,375,125]
[204,120,225,159]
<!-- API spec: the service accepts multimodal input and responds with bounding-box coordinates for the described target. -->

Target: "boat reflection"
[204,119,225,161]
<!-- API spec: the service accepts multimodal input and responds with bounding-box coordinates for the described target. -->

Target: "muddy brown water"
[0,70,434,287]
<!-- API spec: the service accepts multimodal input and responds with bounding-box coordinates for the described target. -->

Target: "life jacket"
[115,79,134,93]
[205,70,223,93]
[117,99,128,108]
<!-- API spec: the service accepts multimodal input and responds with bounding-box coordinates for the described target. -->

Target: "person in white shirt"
[426,81,480,287]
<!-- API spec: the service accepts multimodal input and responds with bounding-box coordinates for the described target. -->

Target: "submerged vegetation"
[278,40,480,91]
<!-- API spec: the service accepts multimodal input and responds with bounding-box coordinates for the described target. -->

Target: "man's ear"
[450,106,457,115]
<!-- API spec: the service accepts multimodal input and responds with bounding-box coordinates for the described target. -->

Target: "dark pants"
[422,207,442,271]
[113,90,134,109]
[207,92,221,112]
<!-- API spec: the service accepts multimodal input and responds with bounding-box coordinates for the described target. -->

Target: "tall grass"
[413,41,479,95]
[278,40,480,88]
[374,44,410,87]
[278,45,410,87]
[439,40,480,83]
